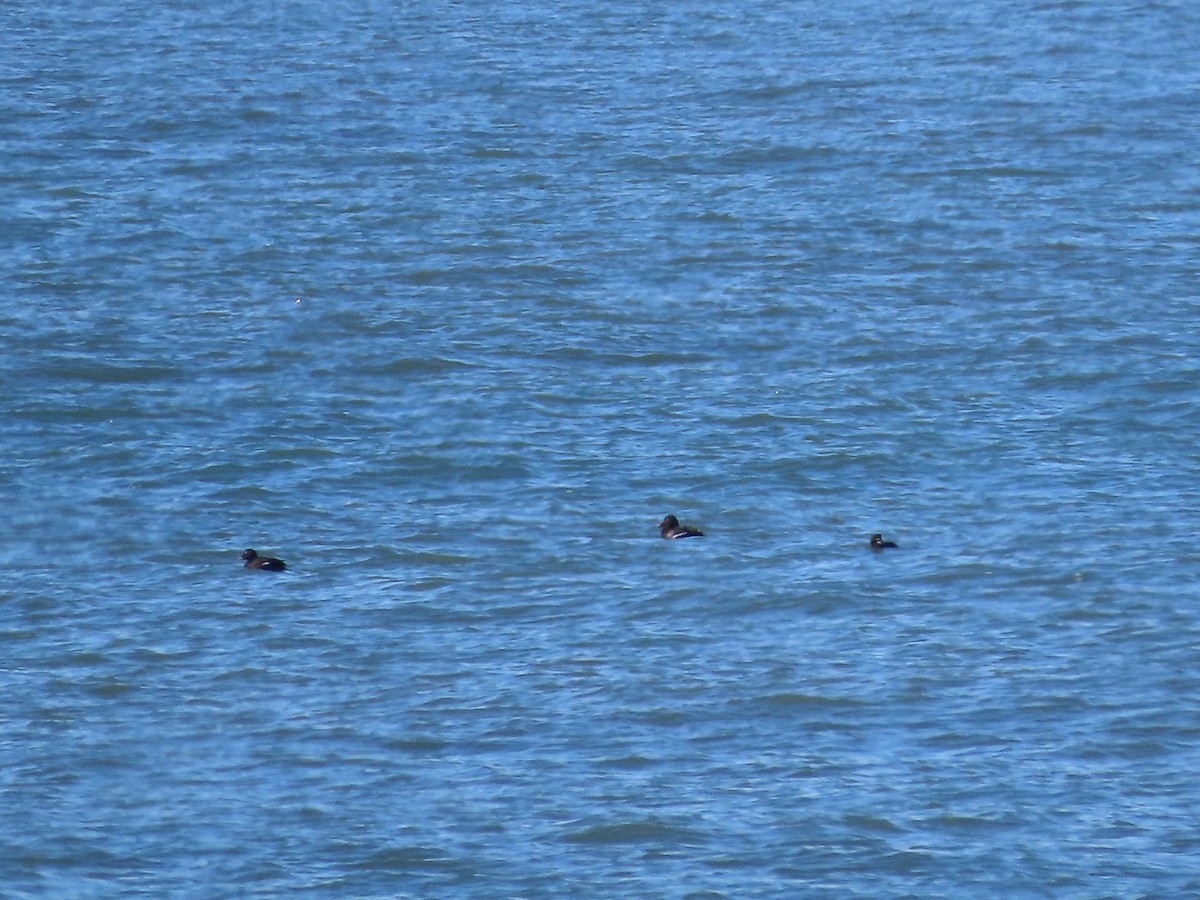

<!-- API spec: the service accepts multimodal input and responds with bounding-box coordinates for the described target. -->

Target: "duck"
[241,549,287,571]
[869,533,898,550]
[659,514,704,539]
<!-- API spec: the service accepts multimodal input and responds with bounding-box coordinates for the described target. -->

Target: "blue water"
[4,1,1200,896]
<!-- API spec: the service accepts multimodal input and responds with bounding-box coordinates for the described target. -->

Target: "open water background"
[3,0,1200,896]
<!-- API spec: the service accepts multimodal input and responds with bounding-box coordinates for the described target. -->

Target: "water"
[3,0,1200,896]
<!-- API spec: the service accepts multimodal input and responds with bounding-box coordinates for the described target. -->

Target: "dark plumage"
[659,514,704,539]
[870,533,898,550]
[241,549,287,571]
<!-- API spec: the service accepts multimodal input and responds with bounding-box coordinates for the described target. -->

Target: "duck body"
[659,514,704,539]
[869,533,898,550]
[241,549,287,571]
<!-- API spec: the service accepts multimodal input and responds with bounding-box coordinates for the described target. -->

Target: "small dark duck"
[659,514,704,539]
[241,549,287,571]
[870,533,898,550]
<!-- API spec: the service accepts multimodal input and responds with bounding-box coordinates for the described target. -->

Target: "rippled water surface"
[4,1,1200,896]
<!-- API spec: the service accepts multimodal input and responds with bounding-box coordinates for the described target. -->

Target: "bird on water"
[869,533,898,550]
[659,515,704,539]
[241,549,287,571]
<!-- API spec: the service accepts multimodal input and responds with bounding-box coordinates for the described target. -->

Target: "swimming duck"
[659,514,704,539]
[869,533,898,550]
[241,549,287,571]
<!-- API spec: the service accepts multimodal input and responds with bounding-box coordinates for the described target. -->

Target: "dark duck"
[869,533,898,550]
[659,515,704,539]
[241,549,287,571]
